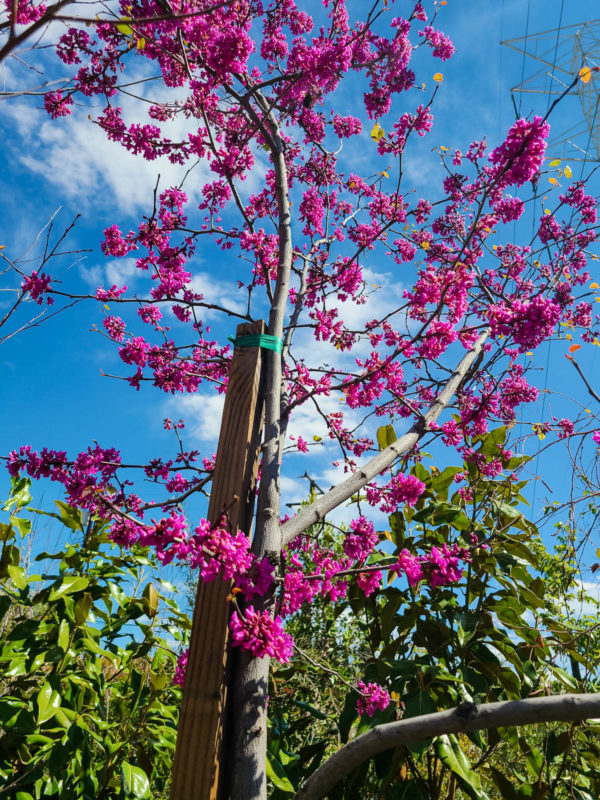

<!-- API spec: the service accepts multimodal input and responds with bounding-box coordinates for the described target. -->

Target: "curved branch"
[295,693,600,800]
[280,330,489,547]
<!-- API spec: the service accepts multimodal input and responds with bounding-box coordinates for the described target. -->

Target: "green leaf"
[11,517,31,538]
[338,689,359,743]
[121,762,152,799]
[435,734,490,800]
[116,22,135,35]
[37,683,61,724]
[4,477,32,511]
[54,500,83,532]
[74,592,93,625]
[57,619,70,651]
[7,564,27,590]
[376,425,397,451]
[142,582,159,617]
[266,753,295,793]
[48,576,89,601]
[292,699,328,719]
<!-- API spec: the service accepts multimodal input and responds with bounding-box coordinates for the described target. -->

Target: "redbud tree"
[3,0,600,797]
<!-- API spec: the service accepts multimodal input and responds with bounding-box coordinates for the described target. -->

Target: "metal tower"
[502,20,600,162]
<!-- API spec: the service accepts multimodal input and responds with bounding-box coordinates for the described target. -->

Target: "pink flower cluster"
[230,607,293,663]
[489,116,550,187]
[356,681,391,716]
[21,271,53,304]
[173,649,188,688]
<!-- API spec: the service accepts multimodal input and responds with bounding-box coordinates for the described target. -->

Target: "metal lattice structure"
[502,20,600,162]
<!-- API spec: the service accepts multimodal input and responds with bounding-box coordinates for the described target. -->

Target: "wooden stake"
[170,320,265,800]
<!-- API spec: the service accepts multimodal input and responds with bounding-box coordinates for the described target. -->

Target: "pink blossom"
[229,607,293,663]
[21,270,52,304]
[356,681,390,716]
[489,116,550,187]
[43,91,72,119]
[173,649,188,687]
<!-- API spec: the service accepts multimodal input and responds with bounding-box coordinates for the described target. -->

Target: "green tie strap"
[228,333,283,353]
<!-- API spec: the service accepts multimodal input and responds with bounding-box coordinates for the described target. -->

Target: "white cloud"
[168,391,225,445]
[81,256,140,289]
[189,272,247,319]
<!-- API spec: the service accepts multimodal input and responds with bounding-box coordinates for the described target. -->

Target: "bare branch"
[280,330,489,547]
[295,693,600,800]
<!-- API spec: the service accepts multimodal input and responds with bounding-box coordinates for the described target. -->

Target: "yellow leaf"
[0,245,4,250]
[370,122,385,142]
[591,282,599,289]
[566,333,572,341]
[103,304,110,310]
[549,159,561,167]
[376,425,397,451]
[526,352,533,356]
[136,36,145,49]
[433,72,443,83]
[564,165,572,178]
[313,435,322,442]
[440,145,449,151]
[585,409,592,414]
[116,22,134,35]
[548,177,558,185]
[381,170,389,178]
[421,241,430,250]
[348,180,355,189]
[544,208,551,215]
[579,66,592,83]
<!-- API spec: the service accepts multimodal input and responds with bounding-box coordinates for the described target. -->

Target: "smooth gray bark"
[295,694,600,799]
[231,94,293,800]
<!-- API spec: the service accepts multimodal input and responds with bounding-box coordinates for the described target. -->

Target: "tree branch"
[280,330,489,547]
[295,693,600,800]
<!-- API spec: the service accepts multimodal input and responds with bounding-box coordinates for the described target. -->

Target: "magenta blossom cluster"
[230,606,293,663]
[21,271,53,305]
[173,648,188,688]
[356,681,391,717]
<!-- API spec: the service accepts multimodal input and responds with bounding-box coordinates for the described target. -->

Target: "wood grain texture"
[170,320,265,800]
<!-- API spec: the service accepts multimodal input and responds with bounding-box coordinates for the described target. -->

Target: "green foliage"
[0,478,190,799]
[268,428,600,798]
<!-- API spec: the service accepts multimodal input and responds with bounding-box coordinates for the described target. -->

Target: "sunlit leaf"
[568,344,581,353]
[116,22,134,35]
[433,72,443,83]
[564,165,572,178]
[121,762,151,799]
[548,177,558,185]
[421,241,430,250]
[579,66,592,83]
[370,122,385,142]
[549,159,561,167]
[266,753,295,792]
[590,282,598,289]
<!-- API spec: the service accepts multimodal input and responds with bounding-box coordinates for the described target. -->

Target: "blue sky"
[1,0,599,572]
